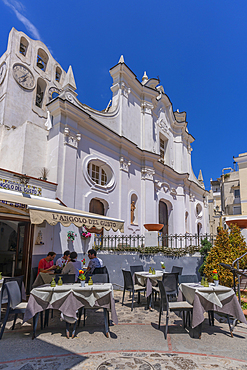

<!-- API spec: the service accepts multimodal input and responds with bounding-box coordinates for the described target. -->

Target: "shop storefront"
[0,184,124,289]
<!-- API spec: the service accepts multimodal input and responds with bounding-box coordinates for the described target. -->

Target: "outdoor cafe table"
[32,272,56,288]
[23,282,118,338]
[178,282,247,337]
[135,270,165,297]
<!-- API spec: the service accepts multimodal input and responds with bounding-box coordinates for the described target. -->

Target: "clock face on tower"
[12,63,35,90]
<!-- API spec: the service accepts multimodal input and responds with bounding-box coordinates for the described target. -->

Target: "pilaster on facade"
[119,157,131,173]
[63,126,81,148]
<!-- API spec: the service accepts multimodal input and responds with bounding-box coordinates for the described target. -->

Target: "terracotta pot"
[144,224,164,231]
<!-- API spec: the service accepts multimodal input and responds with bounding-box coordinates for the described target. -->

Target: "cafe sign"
[29,209,124,233]
[0,178,42,196]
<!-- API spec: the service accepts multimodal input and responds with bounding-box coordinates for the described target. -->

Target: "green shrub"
[204,224,247,287]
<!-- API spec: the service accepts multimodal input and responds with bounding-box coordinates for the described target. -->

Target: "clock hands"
[18,72,28,83]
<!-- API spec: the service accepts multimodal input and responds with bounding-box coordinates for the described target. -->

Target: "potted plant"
[212,269,219,286]
[80,224,91,239]
[78,269,86,287]
[67,231,77,241]
[161,262,165,270]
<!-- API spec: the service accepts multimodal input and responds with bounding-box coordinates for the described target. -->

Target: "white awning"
[0,189,124,232]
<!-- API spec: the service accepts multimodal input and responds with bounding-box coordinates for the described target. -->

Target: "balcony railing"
[94,233,215,253]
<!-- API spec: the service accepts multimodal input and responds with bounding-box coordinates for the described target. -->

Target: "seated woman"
[62,251,81,282]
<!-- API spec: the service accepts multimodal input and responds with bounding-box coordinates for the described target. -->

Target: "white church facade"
[0,28,209,283]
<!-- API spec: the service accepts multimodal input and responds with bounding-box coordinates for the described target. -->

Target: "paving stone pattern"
[0,291,247,369]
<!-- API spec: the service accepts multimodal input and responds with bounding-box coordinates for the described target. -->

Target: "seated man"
[38,251,57,274]
[86,249,102,274]
[56,250,70,268]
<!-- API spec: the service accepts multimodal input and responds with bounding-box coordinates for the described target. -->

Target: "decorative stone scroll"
[120,82,131,98]
[119,157,131,173]
[154,180,170,193]
[141,167,155,181]
[157,118,169,134]
[64,127,81,148]
[141,102,154,114]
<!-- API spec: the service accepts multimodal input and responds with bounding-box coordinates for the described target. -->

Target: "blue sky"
[1,0,247,190]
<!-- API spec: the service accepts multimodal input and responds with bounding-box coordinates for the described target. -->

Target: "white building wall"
[0,28,209,251]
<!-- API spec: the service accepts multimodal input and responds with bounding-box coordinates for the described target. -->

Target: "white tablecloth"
[135,271,166,296]
[178,283,247,328]
[23,283,118,324]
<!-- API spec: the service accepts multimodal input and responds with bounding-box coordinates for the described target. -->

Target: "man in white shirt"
[56,250,70,268]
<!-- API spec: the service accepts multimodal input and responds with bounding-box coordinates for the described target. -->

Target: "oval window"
[87,161,112,186]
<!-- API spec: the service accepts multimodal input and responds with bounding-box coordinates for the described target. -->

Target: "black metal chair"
[152,272,179,303]
[78,273,110,331]
[0,276,24,322]
[92,266,110,283]
[0,281,28,340]
[157,280,193,339]
[208,311,236,337]
[171,266,183,275]
[2,275,24,293]
[55,274,75,284]
[178,275,199,284]
[121,270,146,311]
[91,274,108,284]
[130,265,144,284]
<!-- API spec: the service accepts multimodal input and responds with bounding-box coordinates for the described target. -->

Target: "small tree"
[204,224,247,287]
[198,238,212,276]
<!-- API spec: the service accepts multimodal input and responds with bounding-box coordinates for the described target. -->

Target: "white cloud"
[2,0,41,40]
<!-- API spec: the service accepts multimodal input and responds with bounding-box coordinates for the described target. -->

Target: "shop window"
[19,37,28,56]
[55,67,62,82]
[37,48,48,71]
[36,78,46,108]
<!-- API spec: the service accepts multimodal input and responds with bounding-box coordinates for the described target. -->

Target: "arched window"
[197,222,202,235]
[35,78,46,108]
[196,203,202,217]
[159,135,169,164]
[89,199,104,215]
[19,37,28,56]
[159,201,168,246]
[37,48,48,72]
[55,67,62,82]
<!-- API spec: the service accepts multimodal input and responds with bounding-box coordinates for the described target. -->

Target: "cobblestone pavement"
[0,291,247,369]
